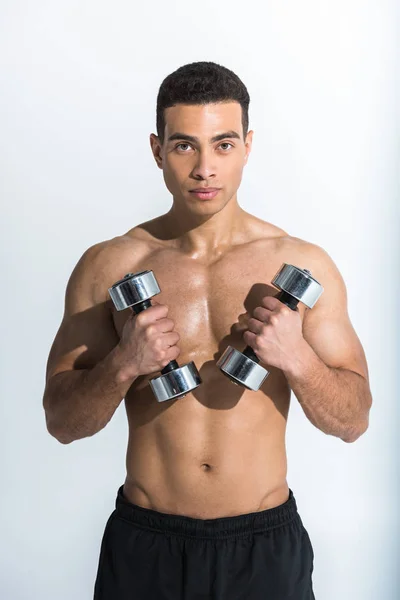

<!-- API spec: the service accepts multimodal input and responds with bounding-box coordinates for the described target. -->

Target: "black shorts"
[94,484,315,599]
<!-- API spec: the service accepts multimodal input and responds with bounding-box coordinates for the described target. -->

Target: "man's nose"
[191,151,217,179]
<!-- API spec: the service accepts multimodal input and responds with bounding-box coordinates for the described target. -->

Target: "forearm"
[43,345,139,444]
[283,340,372,443]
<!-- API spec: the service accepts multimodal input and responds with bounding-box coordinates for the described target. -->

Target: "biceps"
[45,301,119,383]
[302,313,369,380]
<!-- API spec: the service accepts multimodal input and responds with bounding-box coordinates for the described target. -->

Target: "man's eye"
[175,143,233,152]
[176,143,191,151]
[220,143,233,151]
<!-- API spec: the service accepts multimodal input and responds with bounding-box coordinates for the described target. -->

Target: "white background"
[1,1,399,598]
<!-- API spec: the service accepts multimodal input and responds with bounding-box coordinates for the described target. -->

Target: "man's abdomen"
[122,382,290,519]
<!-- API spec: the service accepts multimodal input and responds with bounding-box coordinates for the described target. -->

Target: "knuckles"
[145,325,156,338]
[269,314,279,326]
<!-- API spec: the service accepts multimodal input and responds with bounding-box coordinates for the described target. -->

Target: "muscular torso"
[101,213,307,518]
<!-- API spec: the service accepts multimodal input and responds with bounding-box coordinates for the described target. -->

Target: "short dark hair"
[156,61,250,145]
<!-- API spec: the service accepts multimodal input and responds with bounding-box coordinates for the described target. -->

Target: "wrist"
[111,344,140,384]
[282,338,316,380]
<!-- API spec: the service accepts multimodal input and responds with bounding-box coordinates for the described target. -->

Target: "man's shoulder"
[276,235,342,292]
[271,231,327,258]
[254,228,335,281]
[287,235,333,264]
[252,221,326,257]
[85,225,159,265]
[77,229,157,304]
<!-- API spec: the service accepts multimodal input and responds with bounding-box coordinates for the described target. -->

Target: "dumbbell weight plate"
[216,346,269,391]
[108,270,160,310]
[150,361,202,402]
[272,265,322,308]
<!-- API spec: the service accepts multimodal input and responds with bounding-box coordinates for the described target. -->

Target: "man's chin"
[188,200,225,215]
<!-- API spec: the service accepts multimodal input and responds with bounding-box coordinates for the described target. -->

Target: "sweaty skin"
[98,214,308,519]
[48,102,361,519]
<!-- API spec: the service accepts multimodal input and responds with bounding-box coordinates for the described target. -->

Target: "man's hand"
[242,296,305,372]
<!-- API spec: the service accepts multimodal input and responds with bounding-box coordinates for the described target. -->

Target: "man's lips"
[190,188,221,192]
[189,188,221,199]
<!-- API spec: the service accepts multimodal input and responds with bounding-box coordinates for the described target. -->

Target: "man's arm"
[43,241,139,444]
[282,242,372,443]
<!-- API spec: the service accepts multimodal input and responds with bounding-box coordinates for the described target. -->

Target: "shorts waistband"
[114,485,299,540]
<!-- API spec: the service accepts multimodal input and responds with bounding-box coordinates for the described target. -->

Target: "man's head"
[150,61,253,216]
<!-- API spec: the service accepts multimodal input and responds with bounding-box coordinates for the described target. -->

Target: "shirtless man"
[43,61,372,599]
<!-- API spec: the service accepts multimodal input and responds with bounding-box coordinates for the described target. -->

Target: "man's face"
[150,102,253,215]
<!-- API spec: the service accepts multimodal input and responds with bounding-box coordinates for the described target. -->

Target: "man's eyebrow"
[167,130,241,144]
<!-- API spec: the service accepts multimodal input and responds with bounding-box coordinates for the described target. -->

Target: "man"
[43,61,372,599]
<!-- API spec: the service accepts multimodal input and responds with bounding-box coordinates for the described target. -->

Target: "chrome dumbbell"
[108,270,202,402]
[216,264,324,391]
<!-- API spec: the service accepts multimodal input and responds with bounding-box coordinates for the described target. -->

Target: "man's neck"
[161,198,249,259]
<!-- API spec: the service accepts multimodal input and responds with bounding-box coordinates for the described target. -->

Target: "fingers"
[162,331,180,347]
[252,306,270,322]
[247,317,265,335]
[157,318,176,333]
[136,303,169,325]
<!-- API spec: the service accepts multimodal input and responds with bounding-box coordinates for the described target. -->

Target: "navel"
[201,463,212,471]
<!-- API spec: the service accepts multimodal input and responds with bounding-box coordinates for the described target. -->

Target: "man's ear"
[244,130,254,162]
[150,133,163,169]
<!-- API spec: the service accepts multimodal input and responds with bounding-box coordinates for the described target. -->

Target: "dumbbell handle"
[131,299,179,375]
[242,290,300,364]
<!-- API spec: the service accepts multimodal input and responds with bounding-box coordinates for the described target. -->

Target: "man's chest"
[110,243,306,360]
